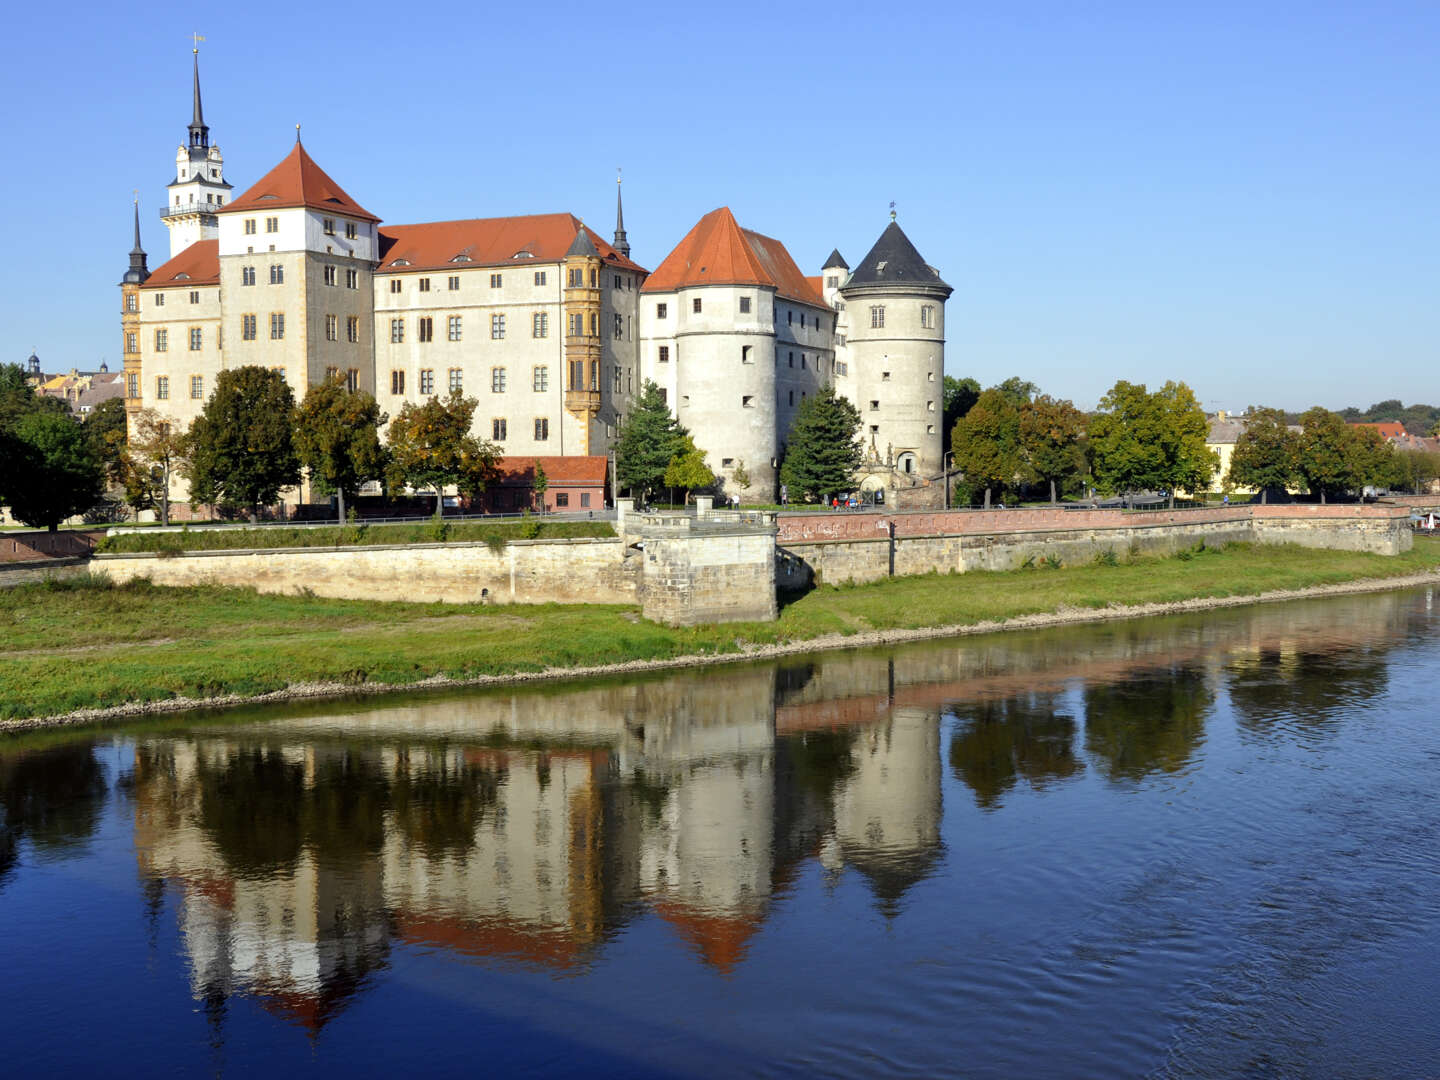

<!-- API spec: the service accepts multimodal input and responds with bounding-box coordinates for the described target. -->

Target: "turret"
[612,172,630,259]
[163,46,232,257]
[120,198,148,414]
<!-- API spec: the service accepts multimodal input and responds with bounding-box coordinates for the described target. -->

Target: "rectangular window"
[836,361,848,376]
[389,279,401,294]
[189,290,200,304]
[569,360,584,390]
[555,492,569,508]
[125,331,137,354]
[242,314,257,340]
[534,271,547,286]
[155,293,166,307]
[613,274,622,289]
[658,345,669,363]
[532,365,548,392]
[347,316,359,343]
[614,313,623,340]
[323,217,335,235]
[534,417,549,441]
[189,327,202,351]
[448,368,463,392]
[419,277,431,292]
[927,400,936,411]
[788,351,794,367]
[126,373,138,398]
[390,318,404,343]
[190,375,203,399]
[341,368,356,392]
[870,305,885,328]
[444,275,459,291]
[270,313,285,339]
[490,273,502,288]
[391,369,405,395]
[826,275,839,288]
[491,314,506,339]
[567,268,583,287]
[154,329,167,352]
[265,216,278,233]
[656,303,668,319]
[241,266,256,286]
[345,222,358,240]
[155,376,169,400]
[347,268,359,290]
[788,311,793,326]
[448,315,462,341]
[326,366,339,381]
[419,369,434,395]
[742,345,753,364]
[244,218,256,235]
[325,314,338,341]
[491,367,507,392]
[870,400,880,411]
[125,293,137,313]
[580,492,591,508]
[532,312,548,338]
[590,313,597,336]
[269,264,284,285]
[739,296,751,314]
[493,418,507,441]
[789,390,794,406]
[613,365,622,393]
[568,313,583,336]
[658,388,667,404]
[692,297,702,314]
[418,317,433,342]
[742,395,754,408]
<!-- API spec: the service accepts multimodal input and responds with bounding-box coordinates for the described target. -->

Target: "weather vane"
[889,200,896,222]
[192,31,205,53]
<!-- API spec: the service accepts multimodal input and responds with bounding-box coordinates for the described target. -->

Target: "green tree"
[385,390,499,516]
[84,397,130,491]
[942,375,981,452]
[1396,449,1440,495]
[664,435,716,502]
[1297,407,1353,503]
[187,366,300,521]
[0,363,68,507]
[1019,395,1087,505]
[293,374,387,524]
[1089,380,1216,505]
[1226,407,1299,503]
[952,387,1024,509]
[993,376,1039,407]
[125,409,190,527]
[532,461,548,511]
[779,383,863,503]
[6,411,104,530]
[615,381,688,502]
[1348,423,1401,494]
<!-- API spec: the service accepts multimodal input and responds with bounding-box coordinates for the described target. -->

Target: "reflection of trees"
[1227,647,1389,741]
[948,693,1082,810]
[774,730,860,869]
[1083,665,1212,782]
[0,743,108,889]
[388,755,502,857]
[197,747,306,875]
[303,752,390,860]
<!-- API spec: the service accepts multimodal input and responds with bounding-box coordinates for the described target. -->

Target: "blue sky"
[2,0,1435,412]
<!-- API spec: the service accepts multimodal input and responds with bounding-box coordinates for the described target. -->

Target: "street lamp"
[943,450,955,510]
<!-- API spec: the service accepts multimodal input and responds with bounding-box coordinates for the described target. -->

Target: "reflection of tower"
[827,706,943,915]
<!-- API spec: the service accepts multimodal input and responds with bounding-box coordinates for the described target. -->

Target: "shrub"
[1093,548,1119,567]
[1042,554,1062,570]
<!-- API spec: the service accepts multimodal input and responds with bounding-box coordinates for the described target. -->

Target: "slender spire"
[188,41,209,152]
[612,168,630,258]
[130,194,144,255]
[123,194,150,285]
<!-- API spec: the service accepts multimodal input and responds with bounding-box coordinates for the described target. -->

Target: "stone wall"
[637,514,779,626]
[95,537,639,605]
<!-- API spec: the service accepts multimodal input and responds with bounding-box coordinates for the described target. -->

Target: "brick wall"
[0,531,102,563]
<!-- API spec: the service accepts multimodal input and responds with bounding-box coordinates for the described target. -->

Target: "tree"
[664,436,716,502]
[942,376,981,452]
[615,381,688,502]
[6,411,104,530]
[1396,449,1440,495]
[126,409,190,527]
[1089,380,1216,505]
[385,390,499,516]
[1227,407,1299,503]
[0,363,69,508]
[187,366,301,521]
[293,374,387,524]
[1347,423,1401,494]
[85,398,130,491]
[1154,381,1218,503]
[952,387,1024,509]
[1297,408,1352,503]
[1019,395,1087,504]
[779,383,863,503]
[993,376,1039,407]
[532,462,548,511]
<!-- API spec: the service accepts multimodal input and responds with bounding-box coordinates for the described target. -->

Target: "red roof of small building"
[642,207,826,308]
[492,455,608,488]
[1351,421,1407,439]
[377,214,646,275]
[139,239,220,288]
[218,141,380,223]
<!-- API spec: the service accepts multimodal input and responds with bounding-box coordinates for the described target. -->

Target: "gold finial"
[295,123,302,144]
[192,31,205,53]
[617,167,622,186]
[133,188,139,206]
[889,200,896,223]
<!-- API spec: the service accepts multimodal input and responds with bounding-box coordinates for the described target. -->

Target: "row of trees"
[1228,407,1405,503]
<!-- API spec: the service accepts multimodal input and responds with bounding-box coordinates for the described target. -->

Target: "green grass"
[94,519,614,554]
[3,542,1437,723]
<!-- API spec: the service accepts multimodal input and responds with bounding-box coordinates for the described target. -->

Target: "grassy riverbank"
[94,519,614,553]
[4,541,1439,723]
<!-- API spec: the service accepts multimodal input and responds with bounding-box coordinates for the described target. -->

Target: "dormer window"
[451,254,471,263]
[510,250,535,259]
[392,258,410,266]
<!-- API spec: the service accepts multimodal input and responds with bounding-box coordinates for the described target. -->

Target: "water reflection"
[1083,664,1212,783]
[0,743,108,890]
[948,692,1083,810]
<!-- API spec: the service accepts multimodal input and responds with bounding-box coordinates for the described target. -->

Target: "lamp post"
[943,450,955,510]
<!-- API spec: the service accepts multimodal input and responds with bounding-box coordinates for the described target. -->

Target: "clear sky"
[2,0,1435,413]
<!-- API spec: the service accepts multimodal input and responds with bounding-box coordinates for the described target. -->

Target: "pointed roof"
[191,52,205,129]
[843,221,950,294]
[641,207,826,308]
[612,175,630,258]
[138,239,219,289]
[822,248,849,270]
[122,200,150,285]
[566,224,600,257]
[375,213,645,274]
[217,141,380,223]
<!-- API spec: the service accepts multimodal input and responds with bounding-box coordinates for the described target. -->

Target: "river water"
[2,589,1439,1077]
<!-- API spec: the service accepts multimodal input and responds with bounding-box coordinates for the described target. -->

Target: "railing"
[106,508,617,537]
[159,204,222,220]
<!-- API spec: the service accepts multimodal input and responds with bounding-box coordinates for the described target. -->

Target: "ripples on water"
[2,589,1439,1077]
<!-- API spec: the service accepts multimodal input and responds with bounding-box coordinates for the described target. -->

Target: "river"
[2,588,1439,1077]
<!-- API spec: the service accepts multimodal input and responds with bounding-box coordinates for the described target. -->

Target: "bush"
[1093,548,1119,567]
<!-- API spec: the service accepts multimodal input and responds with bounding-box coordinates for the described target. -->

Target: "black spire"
[822,248,849,271]
[188,49,209,153]
[613,172,630,259]
[122,199,150,285]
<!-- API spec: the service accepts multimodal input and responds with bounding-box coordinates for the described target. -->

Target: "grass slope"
[3,542,1437,722]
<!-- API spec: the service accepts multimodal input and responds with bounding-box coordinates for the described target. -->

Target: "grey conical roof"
[822,248,849,270]
[566,225,599,257]
[845,221,949,291]
[122,200,150,285]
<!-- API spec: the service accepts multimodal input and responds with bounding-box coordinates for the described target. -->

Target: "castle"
[120,51,952,506]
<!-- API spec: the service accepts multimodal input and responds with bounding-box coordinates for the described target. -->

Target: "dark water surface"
[4,589,1440,1078]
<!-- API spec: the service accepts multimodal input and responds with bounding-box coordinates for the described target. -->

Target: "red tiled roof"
[492,455,608,488]
[396,913,591,971]
[806,275,825,298]
[139,239,219,288]
[1350,421,1407,439]
[377,214,646,275]
[642,207,826,308]
[218,141,380,223]
[653,901,765,975]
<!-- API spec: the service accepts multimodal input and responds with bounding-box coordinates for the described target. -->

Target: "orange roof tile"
[139,239,219,288]
[653,901,766,975]
[806,275,825,297]
[492,455,608,488]
[1350,421,1407,439]
[218,141,379,223]
[642,207,826,308]
[377,214,646,275]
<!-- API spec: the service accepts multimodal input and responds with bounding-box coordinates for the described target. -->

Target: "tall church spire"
[188,46,209,152]
[612,170,630,259]
[123,197,150,284]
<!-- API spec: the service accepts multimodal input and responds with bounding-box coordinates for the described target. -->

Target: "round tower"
[839,215,952,482]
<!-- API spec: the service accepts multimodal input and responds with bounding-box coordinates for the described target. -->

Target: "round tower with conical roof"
[838,215,952,485]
